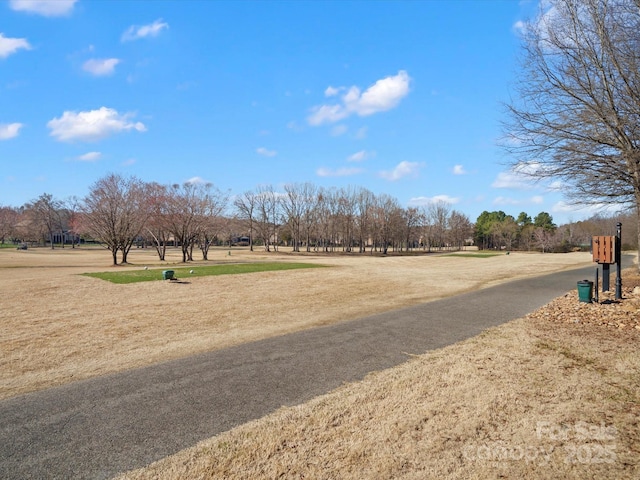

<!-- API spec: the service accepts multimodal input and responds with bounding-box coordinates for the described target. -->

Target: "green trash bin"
[162,270,175,280]
[577,280,593,303]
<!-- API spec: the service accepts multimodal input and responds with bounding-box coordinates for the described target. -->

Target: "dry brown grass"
[1,246,593,400]
[116,299,640,480]
[4,246,639,478]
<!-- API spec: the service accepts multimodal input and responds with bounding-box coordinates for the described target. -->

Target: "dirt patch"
[1,247,594,400]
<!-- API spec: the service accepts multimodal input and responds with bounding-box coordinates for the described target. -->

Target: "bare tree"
[282,183,307,252]
[253,185,279,252]
[402,207,423,251]
[25,193,63,249]
[144,183,171,261]
[64,196,83,248]
[299,183,319,252]
[0,206,18,244]
[534,227,557,253]
[336,187,359,252]
[428,201,451,250]
[372,194,401,254]
[197,185,229,260]
[83,174,150,265]
[504,0,640,269]
[163,182,218,262]
[234,190,257,251]
[448,210,473,250]
[355,187,375,253]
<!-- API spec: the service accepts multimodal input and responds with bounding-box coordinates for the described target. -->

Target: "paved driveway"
[0,263,599,479]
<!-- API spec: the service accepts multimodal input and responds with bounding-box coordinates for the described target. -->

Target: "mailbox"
[592,236,616,264]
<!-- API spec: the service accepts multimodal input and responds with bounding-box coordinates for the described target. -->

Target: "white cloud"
[324,86,341,97]
[408,195,460,206]
[186,176,208,185]
[47,107,147,142]
[308,104,347,125]
[547,180,564,191]
[82,58,120,76]
[492,195,545,206]
[9,0,77,16]
[512,20,527,35]
[308,70,411,125]
[256,147,277,157]
[0,122,23,140]
[379,160,421,181]
[491,171,536,190]
[122,158,136,166]
[347,150,367,162]
[452,164,467,175]
[551,200,623,217]
[77,151,101,162]
[0,33,31,59]
[330,124,348,136]
[316,167,363,177]
[121,19,169,42]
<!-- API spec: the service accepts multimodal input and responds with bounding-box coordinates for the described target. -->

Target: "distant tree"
[299,183,319,252]
[403,206,424,251]
[336,186,358,252]
[144,182,171,261]
[534,227,556,253]
[282,183,310,253]
[519,224,537,251]
[516,212,532,226]
[355,187,375,253]
[0,206,18,244]
[448,210,473,250]
[371,194,402,254]
[25,193,63,249]
[253,185,279,252]
[234,190,258,251]
[474,211,507,250]
[503,0,640,270]
[428,201,451,250]
[64,196,82,248]
[83,174,150,265]
[534,211,557,231]
[492,215,519,251]
[163,182,225,262]
[197,184,229,260]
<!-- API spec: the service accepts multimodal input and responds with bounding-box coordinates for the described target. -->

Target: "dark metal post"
[615,222,622,300]
[595,267,599,304]
[602,263,610,291]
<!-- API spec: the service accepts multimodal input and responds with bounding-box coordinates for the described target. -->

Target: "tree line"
[474,209,637,253]
[0,174,475,264]
[1,173,635,264]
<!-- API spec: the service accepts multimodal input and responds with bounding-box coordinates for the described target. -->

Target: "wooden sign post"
[592,223,622,299]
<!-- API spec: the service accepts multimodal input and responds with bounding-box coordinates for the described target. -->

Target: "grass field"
[83,262,324,284]
[443,252,504,258]
[1,245,595,399]
[2,246,638,478]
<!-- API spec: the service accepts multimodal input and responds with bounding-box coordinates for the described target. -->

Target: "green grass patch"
[442,252,504,258]
[82,262,325,284]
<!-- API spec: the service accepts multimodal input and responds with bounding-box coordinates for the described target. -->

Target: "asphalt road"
[0,263,602,479]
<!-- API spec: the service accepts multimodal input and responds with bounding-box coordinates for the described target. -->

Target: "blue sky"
[0,0,600,224]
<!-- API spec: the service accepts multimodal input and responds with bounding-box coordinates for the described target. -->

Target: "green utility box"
[162,270,175,280]
[577,280,593,303]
